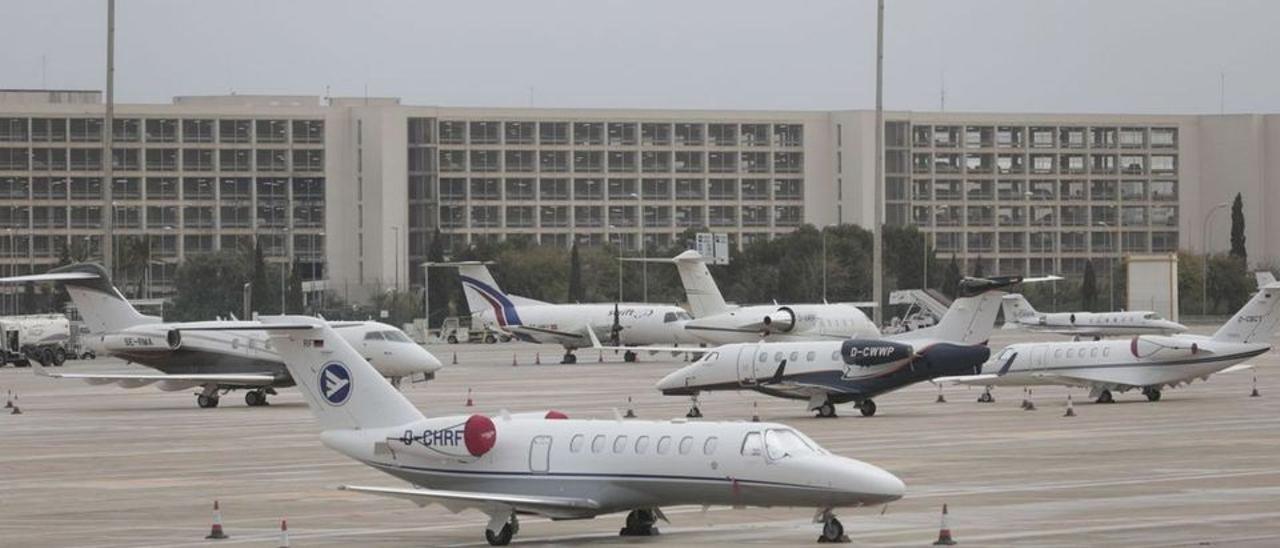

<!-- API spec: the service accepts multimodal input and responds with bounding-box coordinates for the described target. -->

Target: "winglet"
[768,360,787,384]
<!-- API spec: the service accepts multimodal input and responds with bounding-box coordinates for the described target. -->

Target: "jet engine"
[761,307,797,333]
[841,339,914,367]
[1130,336,1199,359]
[100,329,181,353]
[395,414,497,461]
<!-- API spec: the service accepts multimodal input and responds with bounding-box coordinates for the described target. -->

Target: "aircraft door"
[529,435,552,474]
[736,345,758,386]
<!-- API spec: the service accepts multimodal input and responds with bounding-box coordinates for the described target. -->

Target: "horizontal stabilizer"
[0,271,100,283]
[33,361,276,387]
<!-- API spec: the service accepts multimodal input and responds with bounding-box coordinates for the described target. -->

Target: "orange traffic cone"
[465,388,474,407]
[535,352,541,365]
[1063,394,1076,417]
[205,500,229,539]
[935,384,947,403]
[512,353,518,367]
[1251,375,1261,397]
[278,519,290,548]
[598,350,604,363]
[624,397,636,419]
[932,504,956,545]
[4,390,12,409]
[751,401,760,422]
[1024,389,1036,411]
[451,352,458,365]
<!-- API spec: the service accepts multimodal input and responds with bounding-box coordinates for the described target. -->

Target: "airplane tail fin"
[1212,282,1280,344]
[1001,294,1038,323]
[671,250,728,317]
[0,263,158,333]
[454,262,523,327]
[898,277,1021,345]
[240,317,426,431]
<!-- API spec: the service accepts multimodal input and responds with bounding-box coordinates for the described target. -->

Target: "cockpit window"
[699,352,719,365]
[663,312,677,323]
[994,347,1015,362]
[363,331,385,341]
[381,330,413,343]
[740,431,763,457]
[1143,313,1162,320]
[764,428,820,460]
[676,311,692,321]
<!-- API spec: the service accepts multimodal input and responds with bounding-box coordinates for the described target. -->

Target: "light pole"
[871,0,885,326]
[279,226,291,314]
[1096,222,1114,311]
[633,193,647,302]
[391,225,401,292]
[1202,202,1229,316]
[4,228,12,314]
[821,224,834,302]
[609,224,623,302]
[421,262,431,326]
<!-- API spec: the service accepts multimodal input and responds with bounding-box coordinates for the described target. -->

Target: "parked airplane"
[1000,294,1185,339]
[223,315,904,545]
[4,263,443,408]
[944,281,1280,404]
[454,262,700,363]
[636,250,880,345]
[652,276,1023,418]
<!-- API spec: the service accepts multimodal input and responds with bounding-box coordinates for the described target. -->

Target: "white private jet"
[653,276,1022,418]
[1000,293,1186,339]
[4,263,443,408]
[944,281,1280,404]
[224,316,906,545]
[454,262,700,364]
[636,250,880,345]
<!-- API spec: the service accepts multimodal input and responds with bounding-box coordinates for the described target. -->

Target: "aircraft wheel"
[1144,388,1162,402]
[859,399,877,417]
[197,394,220,409]
[485,334,497,344]
[561,353,577,364]
[624,350,637,363]
[485,517,517,546]
[815,401,837,418]
[621,509,659,536]
[245,391,269,407]
[53,347,67,366]
[819,516,845,543]
[446,335,459,344]
[1096,390,1114,404]
[978,390,995,403]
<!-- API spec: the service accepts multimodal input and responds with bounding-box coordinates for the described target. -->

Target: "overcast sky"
[2,0,1277,113]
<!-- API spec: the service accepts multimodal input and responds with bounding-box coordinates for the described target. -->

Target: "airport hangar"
[2,89,1279,305]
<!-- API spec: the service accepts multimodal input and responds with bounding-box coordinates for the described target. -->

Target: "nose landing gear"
[816,510,849,543]
[484,513,519,546]
[619,508,661,536]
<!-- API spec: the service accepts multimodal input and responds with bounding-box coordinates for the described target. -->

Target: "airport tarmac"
[2,329,1278,547]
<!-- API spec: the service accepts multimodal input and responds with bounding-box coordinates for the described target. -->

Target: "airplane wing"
[508,324,587,340]
[1220,364,1255,374]
[0,271,100,283]
[339,485,600,519]
[585,328,710,355]
[935,374,1001,386]
[33,362,276,390]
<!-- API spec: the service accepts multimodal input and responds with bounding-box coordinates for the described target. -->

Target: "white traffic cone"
[1063,394,1076,417]
[935,384,947,403]
[205,500,229,539]
[624,397,636,419]
[1251,375,1261,397]
[751,401,760,422]
[932,504,957,545]
[278,519,289,548]
[1024,388,1036,411]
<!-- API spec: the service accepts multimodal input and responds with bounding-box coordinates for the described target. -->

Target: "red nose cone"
[1130,336,1140,358]
[544,410,568,420]
[463,414,497,457]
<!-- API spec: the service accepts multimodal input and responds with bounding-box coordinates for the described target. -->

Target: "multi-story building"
[2,90,1277,302]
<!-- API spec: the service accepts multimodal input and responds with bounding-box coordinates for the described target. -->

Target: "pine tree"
[1082,260,1099,312]
[567,242,584,302]
[941,254,962,299]
[971,256,985,278]
[250,242,269,316]
[1230,192,1247,263]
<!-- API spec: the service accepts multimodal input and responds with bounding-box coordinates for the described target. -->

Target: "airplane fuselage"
[1010,311,1185,337]
[476,303,701,349]
[683,304,880,345]
[321,415,904,515]
[96,321,441,384]
[975,336,1269,390]
[658,339,989,404]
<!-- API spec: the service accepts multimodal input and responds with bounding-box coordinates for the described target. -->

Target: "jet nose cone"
[656,366,697,396]
[848,461,905,504]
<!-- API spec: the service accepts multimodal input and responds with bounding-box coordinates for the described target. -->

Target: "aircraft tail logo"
[320,362,352,406]
[460,275,522,327]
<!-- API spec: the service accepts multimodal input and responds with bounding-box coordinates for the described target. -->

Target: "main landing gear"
[244,388,274,407]
[814,400,837,418]
[619,508,661,536]
[1143,387,1162,402]
[857,399,877,417]
[196,385,221,408]
[484,513,519,546]
[977,387,995,403]
[686,395,703,418]
[1094,389,1115,404]
[623,350,638,363]
[561,351,577,364]
[816,510,849,543]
